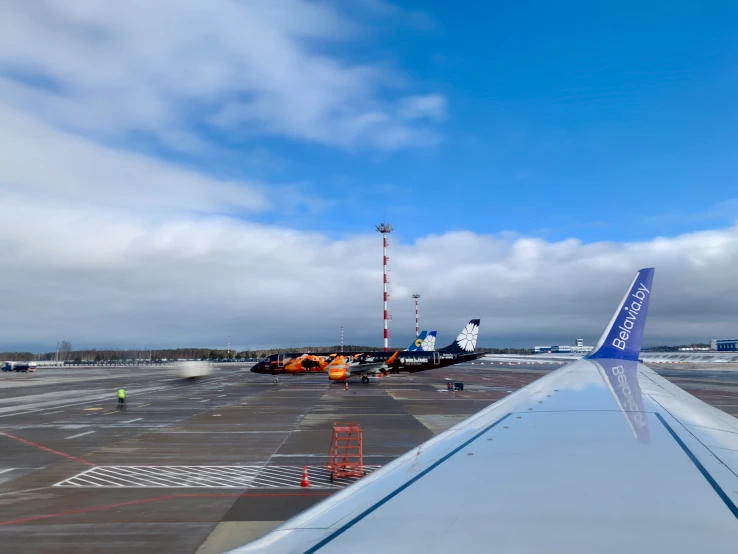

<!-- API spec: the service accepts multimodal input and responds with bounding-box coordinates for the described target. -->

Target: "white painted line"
[146,466,234,487]
[199,399,210,402]
[100,467,172,487]
[119,418,143,424]
[165,431,288,434]
[68,476,103,486]
[76,472,125,487]
[43,411,64,416]
[54,465,379,489]
[270,454,388,458]
[0,468,15,475]
[65,430,96,440]
[0,380,202,418]
[92,469,151,487]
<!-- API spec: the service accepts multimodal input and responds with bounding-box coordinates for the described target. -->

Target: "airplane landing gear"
[361,375,369,384]
[272,377,279,383]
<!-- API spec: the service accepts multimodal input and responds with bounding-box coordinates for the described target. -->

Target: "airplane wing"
[232,268,738,553]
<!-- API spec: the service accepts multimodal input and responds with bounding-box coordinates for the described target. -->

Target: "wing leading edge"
[231,268,738,554]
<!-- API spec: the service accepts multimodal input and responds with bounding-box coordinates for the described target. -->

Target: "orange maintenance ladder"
[326,422,364,482]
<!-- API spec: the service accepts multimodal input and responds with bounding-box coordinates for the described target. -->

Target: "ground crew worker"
[117,388,126,411]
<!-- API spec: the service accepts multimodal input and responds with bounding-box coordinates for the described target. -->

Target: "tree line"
[642,343,712,352]
[2,343,720,362]
[1,345,384,362]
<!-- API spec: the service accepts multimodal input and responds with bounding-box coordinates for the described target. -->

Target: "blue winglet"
[586,268,655,361]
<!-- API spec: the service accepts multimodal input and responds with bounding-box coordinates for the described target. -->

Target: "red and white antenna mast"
[412,294,420,337]
[376,222,393,352]
[340,326,344,353]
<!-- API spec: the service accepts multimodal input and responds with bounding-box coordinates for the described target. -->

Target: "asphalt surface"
[1,361,738,553]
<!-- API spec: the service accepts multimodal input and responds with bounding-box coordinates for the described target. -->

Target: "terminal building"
[711,339,738,352]
[533,338,593,355]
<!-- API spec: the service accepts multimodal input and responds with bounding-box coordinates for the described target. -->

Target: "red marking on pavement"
[0,492,333,526]
[0,432,95,467]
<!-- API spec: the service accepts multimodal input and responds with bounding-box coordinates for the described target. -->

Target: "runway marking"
[270,454,388,458]
[103,411,119,415]
[199,399,210,402]
[65,431,96,440]
[0,491,332,527]
[0,486,51,498]
[119,418,143,424]
[0,468,14,475]
[84,408,103,411]
[0,375,236,418]
[42,411,64,416]
[54,465,380,489]
[0,432,94,466]
[137,403,151,407]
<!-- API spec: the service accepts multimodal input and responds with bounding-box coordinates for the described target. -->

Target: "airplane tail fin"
[407,331,428,352]
[438,320,480,354]
[586,268,655,361]
[421,331,437,351]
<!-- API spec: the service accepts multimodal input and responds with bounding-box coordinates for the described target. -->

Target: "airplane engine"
[328,368,350,381]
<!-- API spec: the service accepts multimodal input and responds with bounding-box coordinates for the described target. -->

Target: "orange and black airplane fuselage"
[250,349,482,375]
[250,319,482,379]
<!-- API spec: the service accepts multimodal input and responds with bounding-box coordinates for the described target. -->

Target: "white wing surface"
[231,269,738,554]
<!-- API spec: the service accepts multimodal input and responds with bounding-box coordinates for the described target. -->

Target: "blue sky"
[230,1,738,242]
[2,1,738,350]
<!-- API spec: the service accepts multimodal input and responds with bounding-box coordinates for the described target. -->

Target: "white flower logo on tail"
[456,323,478,352]
[421,333,436,351]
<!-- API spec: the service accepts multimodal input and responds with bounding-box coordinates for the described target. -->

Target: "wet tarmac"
[1,361,738,553]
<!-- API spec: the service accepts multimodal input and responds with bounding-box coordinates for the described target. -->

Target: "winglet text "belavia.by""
[612,283,651,351]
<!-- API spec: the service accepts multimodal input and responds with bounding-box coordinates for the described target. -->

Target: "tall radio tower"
[376,222,393,351]
[412,294,420,337]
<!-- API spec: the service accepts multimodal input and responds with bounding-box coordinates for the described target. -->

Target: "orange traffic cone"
[344,382,349,391]
[300,465,311,487]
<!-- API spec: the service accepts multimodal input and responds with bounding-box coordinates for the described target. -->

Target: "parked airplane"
[254,332,429,379]
[234,268,738,553]
[250,320,481,382]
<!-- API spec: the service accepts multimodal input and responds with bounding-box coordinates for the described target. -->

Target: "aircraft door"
[277,354,284,368]
[433,351,440,365]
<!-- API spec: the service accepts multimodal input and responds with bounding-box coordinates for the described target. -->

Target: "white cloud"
[2,183,738,350]
[0,0,445,150]
[398,94,447,121]
[1,2,736,353]
[0,105,268,213]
